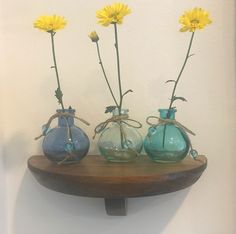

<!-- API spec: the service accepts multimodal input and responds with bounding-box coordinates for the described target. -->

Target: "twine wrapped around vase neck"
[93,114,142,139]
[146,116,195,136]
[35,112,90,140]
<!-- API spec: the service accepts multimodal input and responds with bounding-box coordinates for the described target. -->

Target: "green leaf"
[105,106,116,113]
[55,88,63,104]
[188,53,195,58]
[122,89,133,97]
[165,80,176,83]
[172,96,187,102]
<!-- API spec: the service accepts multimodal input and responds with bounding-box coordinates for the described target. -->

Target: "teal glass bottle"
[98,108,143,162]
[42,108,90,163]
[144,108,190,162]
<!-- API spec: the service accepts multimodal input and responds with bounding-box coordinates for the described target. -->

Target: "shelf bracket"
[104,198,127,216]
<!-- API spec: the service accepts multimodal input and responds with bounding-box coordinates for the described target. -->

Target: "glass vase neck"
[159,108,176,120]
[57,108,75,127]
[112,108,129,116]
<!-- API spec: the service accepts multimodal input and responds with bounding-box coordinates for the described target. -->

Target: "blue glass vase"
[42,109,90,163]
[98,108,143,162]
[144,109,190,162]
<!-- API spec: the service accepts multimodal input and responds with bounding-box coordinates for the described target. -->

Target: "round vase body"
[42,109,90,163]
[98,109,143,162]
[144,109,190,162]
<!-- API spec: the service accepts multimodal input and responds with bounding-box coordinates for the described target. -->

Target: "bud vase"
[98,109,143,162]
[42,109,90,163]
[144,108,190,162]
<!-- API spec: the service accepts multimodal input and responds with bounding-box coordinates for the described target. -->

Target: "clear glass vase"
[144,108,190,162]
[42,108,90,163]
[98,108,143,162]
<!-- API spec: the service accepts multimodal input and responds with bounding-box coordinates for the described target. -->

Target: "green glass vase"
[144,108,190,162]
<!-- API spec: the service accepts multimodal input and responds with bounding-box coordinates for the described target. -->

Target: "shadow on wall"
[0,147,7,234]
[2,132,28,170]
[13,167,190,234]
[2,132,42,171]
[2,132,190,234]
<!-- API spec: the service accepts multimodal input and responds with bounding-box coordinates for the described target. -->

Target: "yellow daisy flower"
[179,8,212,32]
[96,2,131,26]
[34,15,67,32]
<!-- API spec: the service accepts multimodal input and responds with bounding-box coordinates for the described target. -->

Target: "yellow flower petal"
[179,7,212,32]
[34,15,67,32]
[180,26,189,32]
[96,2,131,26]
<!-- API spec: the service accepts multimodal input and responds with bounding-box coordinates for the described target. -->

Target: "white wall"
[1,0,236,233]
[0,4,6,233]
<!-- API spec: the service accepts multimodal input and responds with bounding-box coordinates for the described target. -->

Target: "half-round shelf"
[28,155,207,215]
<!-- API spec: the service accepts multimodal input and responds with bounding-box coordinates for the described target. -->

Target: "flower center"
[191,19,200,27]
[109,12,119,22]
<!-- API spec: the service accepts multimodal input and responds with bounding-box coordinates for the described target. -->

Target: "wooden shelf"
[28,155,207,216]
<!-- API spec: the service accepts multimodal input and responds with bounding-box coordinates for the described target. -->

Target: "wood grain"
[28,155,207,198]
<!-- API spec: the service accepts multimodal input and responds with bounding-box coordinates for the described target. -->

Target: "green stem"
[162,124,167,148]
[114,23,123,114]
[163,32,195,148]
[50,32,65,111]
[95,42,119,108]
[168,32,195,110]
[114,23,125,148]
[50,32,74,155]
